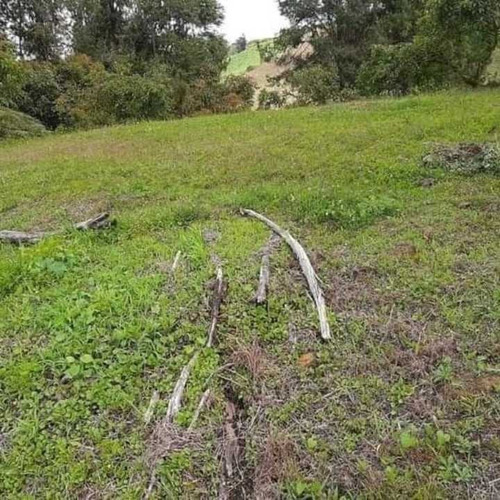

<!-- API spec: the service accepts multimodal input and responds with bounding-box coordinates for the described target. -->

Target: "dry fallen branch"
[241,208,331,340]
[254,234,281,305]
[165,352,199,424]
[75,212,112,230]
[207,266,226,348]
[0,230,48,244]
[188,388,211,431]
[0,212,113,244]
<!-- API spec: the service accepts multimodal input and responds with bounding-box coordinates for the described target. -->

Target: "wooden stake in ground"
[241,209,331,340]
[0,212,113,244]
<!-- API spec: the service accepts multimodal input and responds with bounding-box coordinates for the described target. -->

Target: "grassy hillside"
[1,90,499,498]
[225,42,262,76]
[0,108,46,140]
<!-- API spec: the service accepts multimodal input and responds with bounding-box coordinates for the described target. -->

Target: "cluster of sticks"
[0,213,113,244]
[144,209,331,497]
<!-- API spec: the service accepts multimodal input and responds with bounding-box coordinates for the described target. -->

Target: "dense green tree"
[0,0,66,59]
[418,0,500,86]
[68,0,130,61]
[234,34,247,53]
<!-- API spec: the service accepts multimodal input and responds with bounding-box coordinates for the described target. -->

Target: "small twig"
[171,251,181,272]
[144,469,157,500]
[241,208,331,340]
[165,352,199,424]
[144,390,160,425]
[188,389,211,431]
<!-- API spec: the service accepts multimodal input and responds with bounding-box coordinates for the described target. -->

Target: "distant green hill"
[225,39,275,77]
[0,107,47,140]
[225,42,262,76]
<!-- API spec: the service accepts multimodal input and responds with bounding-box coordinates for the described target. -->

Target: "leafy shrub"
[15,63,62,130]
[223,75,255,108]
[357,43,453,96]
[258,89,285,109]
[0,37,25,108]
[0,107,47,140]
[288,64,340,105]
[58,74,174,128]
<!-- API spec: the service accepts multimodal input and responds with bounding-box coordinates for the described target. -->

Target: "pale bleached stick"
[188,388,211,431]
[254,234,280,305]
[241,208,331,340]
[144,390,160,425]
[165,352,199,424]
[1,213,112,244]
[254,254,270,305]
[171,250,182,272]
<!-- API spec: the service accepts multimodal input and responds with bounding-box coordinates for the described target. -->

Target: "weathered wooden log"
[75,212,112,230]
[1,212,113,245]
[241,209,331,340]
[0,230,48,244]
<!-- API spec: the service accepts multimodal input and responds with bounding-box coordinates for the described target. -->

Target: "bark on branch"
[241,208,331,340]
[0,212,113,244]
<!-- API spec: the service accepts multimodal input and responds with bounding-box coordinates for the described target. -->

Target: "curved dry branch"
[241,208,331,340]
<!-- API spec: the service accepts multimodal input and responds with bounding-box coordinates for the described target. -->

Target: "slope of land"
[224,42,263,76]
[0,107,46,140]
[0,90,499,498]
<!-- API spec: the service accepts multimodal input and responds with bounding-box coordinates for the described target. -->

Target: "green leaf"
[80,354,94,364]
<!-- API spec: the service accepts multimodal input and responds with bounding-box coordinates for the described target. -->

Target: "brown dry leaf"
[297,353,315,368]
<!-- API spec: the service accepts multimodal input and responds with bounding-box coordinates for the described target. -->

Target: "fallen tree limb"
[207,266,225,348]
[165,352,199,424]
[188,388,211,431]
[0,212,113,245]
[0,230,49,244]
[241,208,331,340]
[254,234,281,305]
[75,212,112,230]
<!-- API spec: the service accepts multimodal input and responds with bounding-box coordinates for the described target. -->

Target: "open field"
[0,90,499,498]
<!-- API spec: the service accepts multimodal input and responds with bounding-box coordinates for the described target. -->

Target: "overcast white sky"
[219,0,289,43]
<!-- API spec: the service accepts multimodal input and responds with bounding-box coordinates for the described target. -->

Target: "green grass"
[0,90,499,498]
[0,107,46,141]
[225,41,263,76]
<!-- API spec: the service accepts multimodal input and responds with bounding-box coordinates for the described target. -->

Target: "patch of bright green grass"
[224,42,262,76]
[0,89,499,498]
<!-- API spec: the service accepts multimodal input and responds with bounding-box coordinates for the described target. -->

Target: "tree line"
[1,0,499,129]
[0,0,254,129]
[272,0,499,105]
